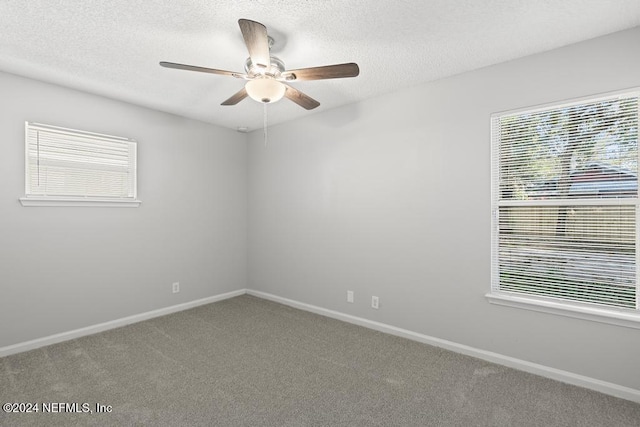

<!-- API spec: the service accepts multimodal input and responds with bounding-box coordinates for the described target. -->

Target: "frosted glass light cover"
[245,78,286,103]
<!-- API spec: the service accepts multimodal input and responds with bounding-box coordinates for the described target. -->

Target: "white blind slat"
[491,91,639,310]
[25,122,137,199]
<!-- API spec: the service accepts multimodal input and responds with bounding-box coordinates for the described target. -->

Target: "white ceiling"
[1,1,639,132]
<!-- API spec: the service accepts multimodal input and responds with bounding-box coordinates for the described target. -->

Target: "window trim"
[21,122,141,207]
[485,292,640,329]
[489,87,640,326]
[19,197,142,207]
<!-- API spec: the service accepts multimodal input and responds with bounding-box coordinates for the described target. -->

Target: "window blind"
[491,91,639,310]
[25,122,137,199]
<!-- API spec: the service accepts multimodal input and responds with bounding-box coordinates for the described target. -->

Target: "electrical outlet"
[172,282,180,293]
[371,296,379,309]
[347,290,354,303]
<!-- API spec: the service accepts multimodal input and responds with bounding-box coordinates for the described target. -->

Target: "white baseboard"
[246,289,640,403]
[0,289,245,358]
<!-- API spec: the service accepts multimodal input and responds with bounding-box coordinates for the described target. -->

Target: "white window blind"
[24,122,138,203]
[491,90,639,312]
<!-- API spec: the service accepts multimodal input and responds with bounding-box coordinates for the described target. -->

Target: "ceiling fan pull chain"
[263,102,268,146]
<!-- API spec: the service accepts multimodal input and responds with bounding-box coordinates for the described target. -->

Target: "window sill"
[19,197,142,207]
[486,292,640,330]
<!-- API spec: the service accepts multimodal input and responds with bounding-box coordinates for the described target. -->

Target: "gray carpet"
[1,295,639,426]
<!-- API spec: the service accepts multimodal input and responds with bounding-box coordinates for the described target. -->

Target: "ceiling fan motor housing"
[244,56,285,79]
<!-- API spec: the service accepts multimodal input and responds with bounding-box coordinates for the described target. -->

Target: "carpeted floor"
[1,294,639,426]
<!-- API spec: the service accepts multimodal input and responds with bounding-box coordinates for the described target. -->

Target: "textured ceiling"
[1,1,639,132]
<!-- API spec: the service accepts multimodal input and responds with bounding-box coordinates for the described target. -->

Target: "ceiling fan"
[160,19,359,110]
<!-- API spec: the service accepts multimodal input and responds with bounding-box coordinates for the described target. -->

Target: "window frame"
[19,122,141,207]
[487,88,640,329]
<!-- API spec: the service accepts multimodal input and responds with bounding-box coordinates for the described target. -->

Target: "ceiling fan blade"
[283,84,320,110]
[160,61,244,78]
[221,87,248,106]
[282,63,359,81]
[238,19,271,69]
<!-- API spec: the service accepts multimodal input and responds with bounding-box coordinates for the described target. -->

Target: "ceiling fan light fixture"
[161,19,358,110]
[245,78,285,104]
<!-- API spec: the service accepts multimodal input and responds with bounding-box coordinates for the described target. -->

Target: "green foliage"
[499,97,638,200]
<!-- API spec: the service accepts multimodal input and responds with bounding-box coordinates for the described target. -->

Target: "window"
[489,89,640,328]
[20,122,140,207]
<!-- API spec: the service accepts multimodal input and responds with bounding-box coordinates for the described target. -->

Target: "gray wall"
[0,71,247,348]
[248,27,640,390]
